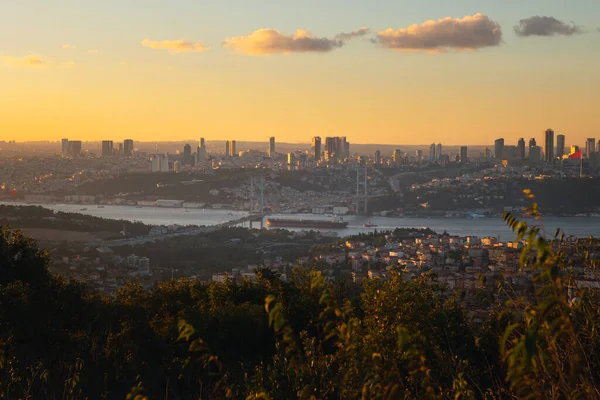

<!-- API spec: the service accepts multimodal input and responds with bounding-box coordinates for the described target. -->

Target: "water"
[4,202,600,240]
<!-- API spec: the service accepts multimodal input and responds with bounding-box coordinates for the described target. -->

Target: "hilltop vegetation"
[0,205,149,239]
[1,211,600,399]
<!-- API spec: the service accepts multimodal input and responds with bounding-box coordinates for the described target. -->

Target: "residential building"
[124,139,134,157]
[392,149,402,164]
[517,138,525,158]
[460,146,468,163]
[61,138,69,156]
[101,140,113,156]
[494,138,504,160]
[586,138,596,158]
[556,134,565,158]
[429,143,436,161]
[68,140,82,157]
[312,136,321,160]
[269,137,275,158]
[544,129,554,164]
[183,144,192,165]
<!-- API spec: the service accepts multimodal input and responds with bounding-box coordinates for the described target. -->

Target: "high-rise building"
[529,138,537,149]
[392,149,402,164]
[374,150,381,165]
[117,143,123,154]
[61,138,69,156]
[230,140,237,157]
[124,139,134,157]
[312,137,321,160]
[429,143,436,161]
[460,146,468,163]
[556,135,565,159]
[225,141,230,158]
[269,137,275,158]
[544,129,554,164]
[151,155,161,172]
[529,146,542,162]
[586,138,596,158]
[287,152,295,165]
[160,155,170,172]
[68,140,82,157]
[494,138,505,160]
[102,140,113,156]
[416,149,423,161]
[436,143,442,159]
[197,138,207,164]
[484,147,491,160]
[597,140,600,154]
[517,138,526,159]
[183,144,192,165]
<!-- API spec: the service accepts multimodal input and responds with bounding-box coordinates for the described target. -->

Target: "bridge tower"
[356,165,368,215]
[249,175,265,229]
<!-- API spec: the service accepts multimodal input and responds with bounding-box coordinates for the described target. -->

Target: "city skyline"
[2,1,599,143]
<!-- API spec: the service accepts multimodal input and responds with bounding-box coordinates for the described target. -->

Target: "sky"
[1,0,599,145]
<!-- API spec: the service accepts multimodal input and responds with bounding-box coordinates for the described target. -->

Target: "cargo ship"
[266,218,349,229]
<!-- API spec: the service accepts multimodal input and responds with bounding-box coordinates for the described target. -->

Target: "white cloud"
[141,39,210,54]
[376,14,502,53]
[2,55,47,68]
[223,28,343,55]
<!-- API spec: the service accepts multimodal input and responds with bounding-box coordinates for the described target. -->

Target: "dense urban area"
[1,134,600,398]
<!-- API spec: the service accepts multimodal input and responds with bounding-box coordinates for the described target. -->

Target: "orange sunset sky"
[1,0,599,145]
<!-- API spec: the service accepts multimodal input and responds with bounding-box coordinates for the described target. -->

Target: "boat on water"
[266,218,348,229]
[97,205,105,208]
[80,208,87,211]
[363,222,378,228]
[467,212,485,219]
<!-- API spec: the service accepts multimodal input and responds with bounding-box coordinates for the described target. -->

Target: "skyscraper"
[230,140,237,157]
[460,146,468,163]
[529,146,542,162]
[312,137,321,160]
[436,143,442,159]
[269,137,275,158]
[517,138,526,159]
[197,137,207,164]
[183,144,192,165]
[415,149,423,162]
[544,129,554,164]
[529,138,537,148]
[494,138,505,160]
[597,139,600,154]
[374,150,381,165]
[556,134,565,159]
[429,143,436,161]
[225,141,230,157]
[69,140,82,157]
[102,140,113,156]
[392,149,402,164]
[586,138,596,158]
[124,139,134,157]
[61,138,69,156]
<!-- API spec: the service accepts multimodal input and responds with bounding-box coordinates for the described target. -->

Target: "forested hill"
[1,220,600,399]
